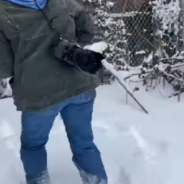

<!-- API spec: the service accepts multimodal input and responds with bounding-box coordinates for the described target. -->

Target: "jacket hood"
[4,0,48,9]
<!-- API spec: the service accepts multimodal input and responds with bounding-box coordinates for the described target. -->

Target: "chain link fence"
[122,1,154,66]
[122,0,184,65]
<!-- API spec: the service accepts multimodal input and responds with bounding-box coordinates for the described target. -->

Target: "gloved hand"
[62,45,104,74]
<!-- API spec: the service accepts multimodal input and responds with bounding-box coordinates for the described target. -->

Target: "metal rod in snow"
[115,76,149,114]
[102,60,149,114]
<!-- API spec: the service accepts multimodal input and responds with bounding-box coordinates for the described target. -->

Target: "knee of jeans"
[71,140,100,156]
[21,135,48,151]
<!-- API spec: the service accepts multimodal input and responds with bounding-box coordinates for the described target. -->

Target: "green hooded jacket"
[0,0,101,111]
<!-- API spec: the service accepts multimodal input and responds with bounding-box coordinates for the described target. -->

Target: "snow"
[135,51,146,55]
[0,78,12,97]
[153,0,180,34]
[1,81,184,184]
[85,41,108,54]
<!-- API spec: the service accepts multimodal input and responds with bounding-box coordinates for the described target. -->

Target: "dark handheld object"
[54,41,104,74]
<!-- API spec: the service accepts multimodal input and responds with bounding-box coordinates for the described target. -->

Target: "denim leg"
[60,90,107,184]
[21,107,59,184]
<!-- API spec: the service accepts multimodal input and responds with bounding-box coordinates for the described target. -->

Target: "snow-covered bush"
[84,0,128,84]
[152,0,182,57]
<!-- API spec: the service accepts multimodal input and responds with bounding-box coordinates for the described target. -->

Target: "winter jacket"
[0,0,100,111]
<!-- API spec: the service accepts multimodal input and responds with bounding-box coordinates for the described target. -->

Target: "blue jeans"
[20,90,107,184]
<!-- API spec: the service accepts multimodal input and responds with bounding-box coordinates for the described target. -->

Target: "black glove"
[62,45,104,74]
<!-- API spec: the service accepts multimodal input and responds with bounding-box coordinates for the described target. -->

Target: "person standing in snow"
[0,0,107,184]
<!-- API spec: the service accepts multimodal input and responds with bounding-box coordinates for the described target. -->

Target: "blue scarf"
[4,0,47,9]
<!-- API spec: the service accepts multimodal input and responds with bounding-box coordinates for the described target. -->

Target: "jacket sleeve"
[0,31,13,79]
[66,0,96,46]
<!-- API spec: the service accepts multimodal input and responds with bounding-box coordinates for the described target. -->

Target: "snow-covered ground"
[1,81,184,184]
